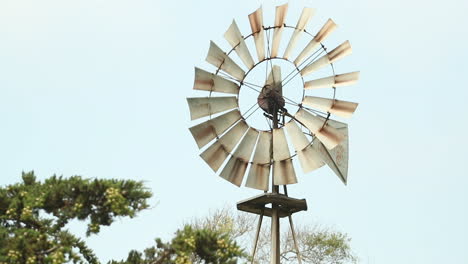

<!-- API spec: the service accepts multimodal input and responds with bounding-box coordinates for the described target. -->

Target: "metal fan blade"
[273,128,291,161]
[294,19,337,65]
[284,120,310,152]
[248,7,266,61]
[303,96,358,118]
[187,96,238,120]
[295,109,345,149]
[273,159,298,185]
[312,120,348,184]
[283,7,315,59]
[218,120,249,153]
[298,145,325,173]
[271,3,288,58]
[300,41,352,77]
[189,109,241,149]
[200,141,230,172]
[305,72,360,90]
[219,128,259,186]
[246,131,271,191]
[224,20,255,70]
[193,67,239,94]
[206,41,246,81]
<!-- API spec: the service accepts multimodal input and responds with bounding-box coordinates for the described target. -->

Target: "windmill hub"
[257,83,286,114]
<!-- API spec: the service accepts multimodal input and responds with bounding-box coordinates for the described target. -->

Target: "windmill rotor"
[187,3,359,263]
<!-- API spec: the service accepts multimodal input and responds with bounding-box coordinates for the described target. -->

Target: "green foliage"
[0,171,152,264]
[109,225,246,264]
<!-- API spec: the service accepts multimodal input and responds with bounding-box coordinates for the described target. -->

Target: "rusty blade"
[295,108,345,149]
[273,159,297,185]
[297,145,325,173]
[300,41,351,77]
[248,6,265,61]
[271,3,288,58]
[187,96,238,120]
[218,120,249,153]
[206,41,246,81]
[224,20,255,69]
[246,163,270,191]
[189,109,241,149]
[283,7,315,59]
[200,141,230,172]
[304,71,360,90]
[294,19,337,65]
[285,120,310,152]
[251,131,272,164]
[312,122,348,184]
[219,128,259,187]
[194,67,239,94]
[303,96,358,118]
[273,128,291,161]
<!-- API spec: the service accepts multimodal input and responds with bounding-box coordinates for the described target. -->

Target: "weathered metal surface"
[200,141,229,172]
[193,67,239,94]
[297,145,325,173]
[283,7,315,59]
[237,193,307,218]
[258,66,284,113]
[219,128,259,186]
[206,41,245,81]
[303,96,358,118]
[224,20,255,70]
[313,125,348,185]
[273,128,291,161]
[300,40,352,77]
[246,164,270,191]
[295,109,345,149]
[284,120,310,152]
[246,131,271,191]
[187,96,238,120]
[219,120,249,153]
[294,19,337,65]
[248,7,265,61]
[304,71,360,89]
[189,109,241,149]
[271,3,288,58]
[273,159,297,185]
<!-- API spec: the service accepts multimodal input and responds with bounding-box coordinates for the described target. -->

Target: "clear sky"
[1,0,468,263]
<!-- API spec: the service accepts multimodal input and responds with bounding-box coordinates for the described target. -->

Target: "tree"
[0,171,152,264]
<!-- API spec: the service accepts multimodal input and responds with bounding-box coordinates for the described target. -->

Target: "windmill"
[187,3,359,263]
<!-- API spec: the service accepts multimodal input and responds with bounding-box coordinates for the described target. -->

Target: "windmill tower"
[187,4,359,263]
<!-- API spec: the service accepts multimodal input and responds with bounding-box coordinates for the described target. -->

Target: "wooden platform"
[237,193,307,218]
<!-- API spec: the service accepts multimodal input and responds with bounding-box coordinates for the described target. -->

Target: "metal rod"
[251,210,264,264]
[271,107,280,264]
[288,214,303,264]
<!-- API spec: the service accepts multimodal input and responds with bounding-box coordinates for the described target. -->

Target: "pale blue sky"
[1,0,468,263]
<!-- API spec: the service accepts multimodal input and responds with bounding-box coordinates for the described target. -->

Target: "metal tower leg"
[251,210,264,264]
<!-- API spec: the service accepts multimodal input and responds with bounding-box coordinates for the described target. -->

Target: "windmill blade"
[273,159,297,185]
[271,3,288,58]
[193,67,239,94]
[220,128,259,186]
[246,131,271,191]
[283,7,315,59]
[206,41,246,81]
[303,96,359,118]
[187,96,238,120]
[301,41,352,77]
[295,108,345,149]
[284,120,310,152]
[294,19,337,66]
[312,121,348,184]
[200,120,248,172]
[305,72,360,90]
[298,145,325,173]
[224,20,255,70]
[273,128,291,161]
[248,7,266,61]
[189,109,241,149]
